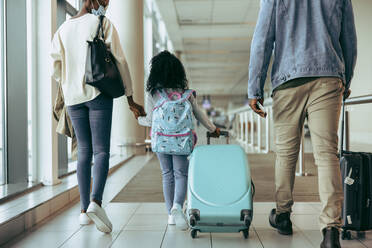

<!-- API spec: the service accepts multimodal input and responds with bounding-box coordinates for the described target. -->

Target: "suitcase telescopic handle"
[206,131,229,145]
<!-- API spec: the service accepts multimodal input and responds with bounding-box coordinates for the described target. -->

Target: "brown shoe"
[320,227,341,248]
[268,208,293,235]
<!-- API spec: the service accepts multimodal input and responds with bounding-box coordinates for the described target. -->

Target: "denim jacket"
[248,0,357,99]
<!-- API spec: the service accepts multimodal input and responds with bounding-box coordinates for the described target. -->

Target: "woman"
[51,0,145,233]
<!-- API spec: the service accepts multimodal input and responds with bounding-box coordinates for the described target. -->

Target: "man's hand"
[127,96,146,120]
[344,89,351,99]
[209,128,221,138]
[249,98,267,118]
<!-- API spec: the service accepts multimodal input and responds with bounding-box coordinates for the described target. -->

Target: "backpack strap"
[153,90,168,111]
[95,15,105,40]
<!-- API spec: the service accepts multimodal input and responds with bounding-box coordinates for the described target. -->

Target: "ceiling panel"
[155,0,260,96]
[175,1,212,24]
[212,1,251,23]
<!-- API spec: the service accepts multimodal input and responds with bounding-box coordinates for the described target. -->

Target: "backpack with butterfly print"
[151,90,196,155]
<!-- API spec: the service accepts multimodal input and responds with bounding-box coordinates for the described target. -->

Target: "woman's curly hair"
[146,50,188,95]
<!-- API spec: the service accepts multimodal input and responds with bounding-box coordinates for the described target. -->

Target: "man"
[247,1,357,247]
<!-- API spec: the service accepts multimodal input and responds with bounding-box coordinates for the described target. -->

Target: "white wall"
[347,0,372,152]
[349,0,372,97]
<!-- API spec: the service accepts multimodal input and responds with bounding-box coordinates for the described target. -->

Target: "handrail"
[230,94,372,114]
[229,93,372,176]
[344,94,372,105]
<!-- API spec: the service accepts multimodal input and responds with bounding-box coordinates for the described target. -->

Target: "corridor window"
[66,0,80,9]
[0,0,4,186]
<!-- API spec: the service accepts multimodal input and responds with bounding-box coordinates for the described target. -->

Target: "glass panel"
[0,0,5,185]
[66,0,79,9]
[26,0,34,182]
[67,137,72,161]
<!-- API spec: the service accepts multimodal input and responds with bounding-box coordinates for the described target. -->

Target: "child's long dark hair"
[146,50,188,95]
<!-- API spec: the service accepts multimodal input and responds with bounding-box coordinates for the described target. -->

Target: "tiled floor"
[2,154,371,248]
[3,202,371,248]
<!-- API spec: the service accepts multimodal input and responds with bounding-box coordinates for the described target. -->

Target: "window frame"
[56,0,79,178]
[0,0,5,186]
[5,0,28,185]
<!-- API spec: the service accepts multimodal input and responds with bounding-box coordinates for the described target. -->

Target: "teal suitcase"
[187,131,254,239]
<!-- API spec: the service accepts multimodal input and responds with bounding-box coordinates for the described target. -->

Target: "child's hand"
[209,128,221,138]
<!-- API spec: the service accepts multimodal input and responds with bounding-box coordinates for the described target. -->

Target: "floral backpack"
[151,89,196,155]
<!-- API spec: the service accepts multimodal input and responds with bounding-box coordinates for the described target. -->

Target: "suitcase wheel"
[341,230,352,240]
[189,215,197,227]
[240,210,252,228]
[242,229,249,239]
[191,229,198,239]
[188,209,200,227]
[244,215,252,228]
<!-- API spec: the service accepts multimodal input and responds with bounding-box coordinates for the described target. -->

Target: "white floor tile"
[135,203,168,215]
[60,203,81,216]
[255,229,314,248]
[253,202,321,215]
[104,203,140,215]
[310,202,322,211]
[125,214,168,231]
[60,230,121,248]
[291,214,319,231]
[2,150,344,248]
[291,203,320,215]
[161,229,211,248]
[302,230,367,248]
[253,202,276,215]
[340,237,367,248]
[111,230,164,248]
[211,231,263,248]
[81,213,132,232]
[4,230,76,248]
[166,225,193,233]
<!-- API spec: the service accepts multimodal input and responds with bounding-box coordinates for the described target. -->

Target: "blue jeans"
[156,153,189,215]
[67,94,113,211]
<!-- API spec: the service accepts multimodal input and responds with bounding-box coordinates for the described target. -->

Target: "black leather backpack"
[85,15,125,98]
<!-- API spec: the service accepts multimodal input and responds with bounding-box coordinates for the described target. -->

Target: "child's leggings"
[156,153,189,214]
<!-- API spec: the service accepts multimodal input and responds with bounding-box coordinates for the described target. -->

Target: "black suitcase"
[340,100,372,240]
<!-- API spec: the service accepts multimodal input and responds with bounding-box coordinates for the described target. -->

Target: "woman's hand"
[209,128,221,138]
[130,105,146,120]
[127,96,146,119]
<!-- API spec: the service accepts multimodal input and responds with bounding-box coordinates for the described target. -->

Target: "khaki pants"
[273,77,344,231]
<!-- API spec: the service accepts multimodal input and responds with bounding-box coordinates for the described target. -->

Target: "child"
[138,51,220,230]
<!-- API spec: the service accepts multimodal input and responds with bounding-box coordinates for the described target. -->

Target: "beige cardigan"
[53,84,77,160]
[51,14,133,106]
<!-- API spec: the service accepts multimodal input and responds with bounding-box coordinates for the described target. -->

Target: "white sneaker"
[171,203,188,230]
[79,213,92,225]
[86,202,113,233]
[168,215,176,225]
